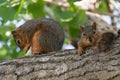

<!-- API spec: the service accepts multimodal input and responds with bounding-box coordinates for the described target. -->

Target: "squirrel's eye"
[83,33,86,36]
[93,30,96,34]
[16,39,21,45]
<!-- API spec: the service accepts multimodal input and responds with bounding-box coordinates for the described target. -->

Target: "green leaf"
[18,51,25,57]
[0,25,15,42]
[68,26,80,38]
[67,0,78,12]
[0,47,8,60]
[28,0,46,18]
[10,51,19,58]
[98,1,108,12]
[0,0,6,4]
[78,10,87,25]
[0,0,8,7]
[51,6,74,22]
[68,10,86,38]
[0,6,16,21]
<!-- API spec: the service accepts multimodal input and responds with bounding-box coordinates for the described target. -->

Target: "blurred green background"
[0,0,119,60]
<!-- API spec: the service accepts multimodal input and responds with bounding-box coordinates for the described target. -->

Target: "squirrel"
[77,22,119,55]
[12,18,65,55]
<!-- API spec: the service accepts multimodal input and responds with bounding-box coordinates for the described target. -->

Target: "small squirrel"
[12,18,65,55]
[77,22,119,55]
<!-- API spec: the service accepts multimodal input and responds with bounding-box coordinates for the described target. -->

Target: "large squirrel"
[77,22,119,55]
[12,18,65,55]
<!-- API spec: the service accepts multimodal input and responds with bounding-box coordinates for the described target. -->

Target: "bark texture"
[0,36,120,80]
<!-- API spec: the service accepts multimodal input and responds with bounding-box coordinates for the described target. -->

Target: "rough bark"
[0,36,120,80]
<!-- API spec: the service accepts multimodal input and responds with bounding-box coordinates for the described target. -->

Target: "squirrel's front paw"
[78,47,84,55]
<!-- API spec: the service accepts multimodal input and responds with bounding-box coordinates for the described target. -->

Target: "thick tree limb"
[0,36,120,80]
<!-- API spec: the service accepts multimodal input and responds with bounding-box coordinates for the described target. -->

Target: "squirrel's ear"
[11,28,21,36]
[80,26,84,32]
[92,22,97,29]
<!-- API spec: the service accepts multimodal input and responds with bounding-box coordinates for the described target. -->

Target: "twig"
[88,10,120,18]
[105,0,115,26]
[44,0,120,18]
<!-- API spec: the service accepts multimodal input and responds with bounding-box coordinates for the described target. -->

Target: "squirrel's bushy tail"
[97,32,116,51]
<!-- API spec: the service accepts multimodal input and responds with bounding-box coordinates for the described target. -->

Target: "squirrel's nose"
[89,37,92,42]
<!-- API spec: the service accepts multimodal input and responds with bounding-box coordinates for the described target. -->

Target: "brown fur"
[96,32,115,51]
[77,22,118,55]
[12,18,65,55]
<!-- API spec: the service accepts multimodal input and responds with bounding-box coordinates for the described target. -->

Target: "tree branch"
[88,10,120,18]
[0,36,120,80]
[44,0,120,18]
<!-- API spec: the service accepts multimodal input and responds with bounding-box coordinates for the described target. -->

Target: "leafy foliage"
[0,6,16,21]
[27,0,46,18]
